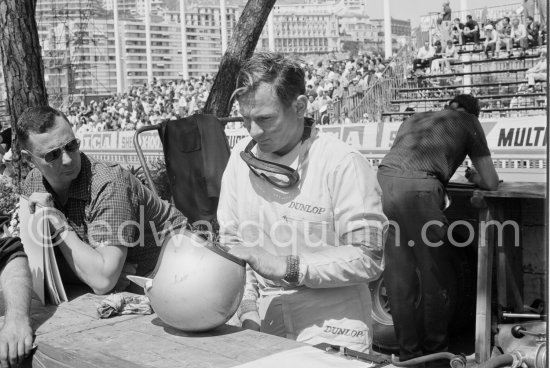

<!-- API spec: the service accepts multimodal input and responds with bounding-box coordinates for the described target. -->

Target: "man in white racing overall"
[219,52,387,352]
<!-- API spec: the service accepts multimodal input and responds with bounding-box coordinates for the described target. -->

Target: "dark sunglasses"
[30,138,81,163]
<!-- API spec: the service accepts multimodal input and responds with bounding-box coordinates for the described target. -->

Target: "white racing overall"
[218,126,387,352]
[259,284,373,351]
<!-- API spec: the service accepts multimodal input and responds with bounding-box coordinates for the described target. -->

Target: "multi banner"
[78,116,547,171]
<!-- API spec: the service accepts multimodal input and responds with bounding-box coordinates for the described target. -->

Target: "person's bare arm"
[56,230,128,295]
[467,155,500,190]
[0,257,33,368]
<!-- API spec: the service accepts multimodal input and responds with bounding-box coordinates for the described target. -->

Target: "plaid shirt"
[23,153,187,285]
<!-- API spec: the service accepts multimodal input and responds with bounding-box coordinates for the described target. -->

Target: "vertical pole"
[268,10,275,51]
[145,0,154,85]
[113,0,123,94]
[220,0,228,54]
[384,0,392,58]
[180,0,189,79]
[460,0,468,21]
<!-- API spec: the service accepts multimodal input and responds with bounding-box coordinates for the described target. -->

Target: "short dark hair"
[503,16,510,23]
[466,15,472,20]
[527,16,534,21]
[449,94,481,117]
[233,52,306,108]
[16,106,69,148]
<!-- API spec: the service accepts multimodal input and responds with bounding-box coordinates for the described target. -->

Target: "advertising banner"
[79,116,546,170]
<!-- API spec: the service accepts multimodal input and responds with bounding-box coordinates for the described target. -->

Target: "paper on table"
[232,346,374,368]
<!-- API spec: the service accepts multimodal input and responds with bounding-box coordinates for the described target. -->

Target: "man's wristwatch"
[283,255,300,284]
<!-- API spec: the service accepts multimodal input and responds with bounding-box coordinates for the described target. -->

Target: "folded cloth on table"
[97,293,153,318]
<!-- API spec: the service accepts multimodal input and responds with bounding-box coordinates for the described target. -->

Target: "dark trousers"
[463,31,479,44]
[413,58,432,71]
[377,168,456,363]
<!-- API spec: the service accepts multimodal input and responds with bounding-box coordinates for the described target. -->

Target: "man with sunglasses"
[17,106,187,295]
[218,52,387,352]
[377,95,499,367]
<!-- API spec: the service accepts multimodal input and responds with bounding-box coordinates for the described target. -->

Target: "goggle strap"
[240,150,297,176]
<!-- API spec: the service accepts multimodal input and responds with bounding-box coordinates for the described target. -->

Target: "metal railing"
[339,44,414,123]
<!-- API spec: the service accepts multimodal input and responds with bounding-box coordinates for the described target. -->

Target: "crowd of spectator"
[414,3,546,77]
[67,77,215,134]
[65,52,392,131]
[302,54,392,125]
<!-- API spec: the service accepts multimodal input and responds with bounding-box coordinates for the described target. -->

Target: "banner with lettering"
[78,116,546,170]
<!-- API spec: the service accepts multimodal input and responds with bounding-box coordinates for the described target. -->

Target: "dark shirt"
[0,237,26,271]
[527,22,540,37]
[0,128,11,151]
[442,5,452,21]
[23,153,187,285]
[379,110,491,184]
[465,20,479,33]
[452,22,465,32]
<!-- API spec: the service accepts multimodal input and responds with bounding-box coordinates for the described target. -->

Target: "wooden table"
[15,292,304,368]
[448,182,546,363]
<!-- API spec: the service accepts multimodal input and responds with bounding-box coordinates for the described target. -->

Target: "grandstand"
[343,32,547,182]
[382,47,546,120]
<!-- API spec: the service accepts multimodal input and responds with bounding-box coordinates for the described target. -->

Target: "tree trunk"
[0,0,48,185]
[203,0,276,117]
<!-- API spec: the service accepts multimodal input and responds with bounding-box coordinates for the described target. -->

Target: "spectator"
[463,15,480,45]
[332,80,344,101]
[306,95,318,117]
[342,110,352,124]
[413,41,436,72]
[524,51,547,90]
[432,40,458,73]
[484,24,499,58]
[496,17,513,57]
[451,17,465,45]
[526,16,541,47]
[438,0,452,43]
[510,17,528,56]
[318,104,330,125]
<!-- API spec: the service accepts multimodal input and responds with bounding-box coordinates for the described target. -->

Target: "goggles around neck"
[240,122,314,189]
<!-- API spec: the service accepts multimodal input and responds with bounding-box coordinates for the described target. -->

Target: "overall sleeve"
[299,152,388,288]
[217,148,260,324]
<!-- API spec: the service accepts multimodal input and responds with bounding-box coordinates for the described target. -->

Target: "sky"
[366,0,523,26]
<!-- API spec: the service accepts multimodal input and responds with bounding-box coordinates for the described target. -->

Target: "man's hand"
[465,166,480,184]
[228,246,287,281]
[0,319,33,368]
[241,319,260,332]
[28,193,54,214]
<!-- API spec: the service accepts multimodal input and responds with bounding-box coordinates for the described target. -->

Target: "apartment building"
[258,2,341,54]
